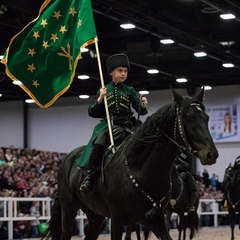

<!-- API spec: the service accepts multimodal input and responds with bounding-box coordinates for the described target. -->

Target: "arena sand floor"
[26,226,240,240]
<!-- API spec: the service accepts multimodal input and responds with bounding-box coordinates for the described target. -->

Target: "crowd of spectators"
[193,169,229,227]
[0,145,66,239]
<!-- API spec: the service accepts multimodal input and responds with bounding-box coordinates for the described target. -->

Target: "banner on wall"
[206,104,239,143]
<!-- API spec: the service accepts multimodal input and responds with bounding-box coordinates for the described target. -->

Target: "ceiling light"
[160,39,174,44]
[77,75,89,79]
[222,63,234,68]
[139,90,149,95]
[79,95,89,99]
[202,86,212,90]
[12,80,22,85]
[0,93,2,97]
[176,78,187,83]
[81,48,89,52]
[25,99,35,103]
[219,41,235,46]
[194,52,207,57]
[120,23,136,29]
[147,69,159,74]
[220,13,235,20]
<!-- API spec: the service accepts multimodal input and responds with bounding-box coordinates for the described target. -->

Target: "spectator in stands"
[202,168,210,188]
[29,201,41,238]
[210,173,218,192]
[0,148,5,165]
[4,148,13,162]
[37,186,50,198]
[18,190,32,215]
[200,189,214,227]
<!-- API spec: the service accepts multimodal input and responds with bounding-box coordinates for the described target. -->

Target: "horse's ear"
[170,86,183,103]
[194,86,205,102]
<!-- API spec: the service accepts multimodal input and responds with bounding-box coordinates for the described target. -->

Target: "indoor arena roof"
[0,0,240,102]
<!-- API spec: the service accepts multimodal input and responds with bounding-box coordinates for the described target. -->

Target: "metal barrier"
[0,197,229,239]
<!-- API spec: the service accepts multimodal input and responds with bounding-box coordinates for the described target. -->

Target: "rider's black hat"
[106,53,130,73]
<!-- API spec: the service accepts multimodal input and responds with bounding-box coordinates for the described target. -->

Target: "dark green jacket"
[76,81,148,167]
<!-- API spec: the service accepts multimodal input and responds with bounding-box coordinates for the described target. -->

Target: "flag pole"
[94,38,115,153]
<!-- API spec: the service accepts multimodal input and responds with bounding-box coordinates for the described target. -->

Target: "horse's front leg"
[110,218,124,240]
[142,210,173,240]
[229,211,235,240]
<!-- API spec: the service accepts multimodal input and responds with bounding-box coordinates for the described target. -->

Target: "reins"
[164,103,197,155]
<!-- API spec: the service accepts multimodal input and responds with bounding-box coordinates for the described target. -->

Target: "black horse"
[44,88,218,240]
[165,166,200,240]
[222,157,240,240]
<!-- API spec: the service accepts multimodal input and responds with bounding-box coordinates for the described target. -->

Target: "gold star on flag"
[33,31,40,39]
[78,19,82,27]
[59,25,67,34]
[40,19,48,27]
[42,41,49,49]
[27,64,36,72]
[28,48,36,56]
[50,33,59,42]
[69,7,77,16]
[53,11,62,20]
[32,80,40,88]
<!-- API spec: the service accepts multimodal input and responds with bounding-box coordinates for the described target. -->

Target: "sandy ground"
[24,226,240,240]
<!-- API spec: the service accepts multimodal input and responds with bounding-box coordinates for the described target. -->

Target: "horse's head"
[171,87,218,165]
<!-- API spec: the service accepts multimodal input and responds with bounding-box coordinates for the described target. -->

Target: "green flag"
[1,0,97,108]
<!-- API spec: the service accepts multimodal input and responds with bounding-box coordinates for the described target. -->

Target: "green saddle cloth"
[76,119,107,167]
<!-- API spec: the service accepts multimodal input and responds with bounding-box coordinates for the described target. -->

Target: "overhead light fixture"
[147,69,159,74]
[120,23,136,29]
[222,63,234,68]
[79,95,89,99]
[219,41,235,46]
[25,99,35,103]
[12,80,22,85]
[0,93,2,97]
[194,52,207,57]
[202,86,212,90]
[77,75,89,79]
[139,90,149,95]
[160,39,174,44]
[176,78,187,83]
[220,13,235,20]
[81,48,89,52]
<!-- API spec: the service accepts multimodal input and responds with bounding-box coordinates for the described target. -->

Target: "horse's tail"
[188,211,200,236]
[43,193,62,240]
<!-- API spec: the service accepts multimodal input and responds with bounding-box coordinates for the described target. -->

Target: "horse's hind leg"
[60,201,80,240]
[84,214,105,240]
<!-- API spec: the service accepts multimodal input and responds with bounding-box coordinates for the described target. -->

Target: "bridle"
[165,103,199,155]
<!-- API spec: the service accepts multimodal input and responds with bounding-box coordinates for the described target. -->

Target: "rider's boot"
[80,144,104,193]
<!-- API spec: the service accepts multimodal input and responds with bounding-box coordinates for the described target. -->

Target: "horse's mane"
[124,95,204,168]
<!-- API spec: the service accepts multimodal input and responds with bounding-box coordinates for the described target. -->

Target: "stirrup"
[79,178,94,193]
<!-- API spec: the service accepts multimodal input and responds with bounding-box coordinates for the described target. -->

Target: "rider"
[79,53,148,193]
[176,150,198,212]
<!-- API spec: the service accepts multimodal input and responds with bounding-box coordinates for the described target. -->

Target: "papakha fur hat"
[106,53,130,73]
